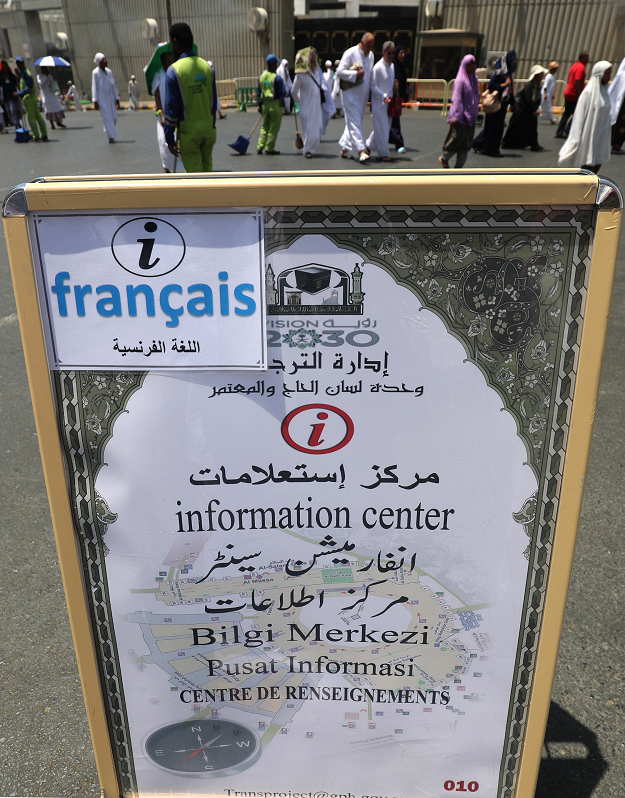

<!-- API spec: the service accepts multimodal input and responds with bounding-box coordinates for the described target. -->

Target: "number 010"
[444,782,479,793]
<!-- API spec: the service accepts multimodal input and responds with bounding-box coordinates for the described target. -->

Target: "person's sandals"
[438,156,450,169]
[359,152,370,163]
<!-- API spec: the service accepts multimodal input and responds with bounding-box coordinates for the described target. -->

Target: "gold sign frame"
[3,170,621,798]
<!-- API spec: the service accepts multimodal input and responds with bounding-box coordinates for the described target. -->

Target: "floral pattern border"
[266,204,594,798]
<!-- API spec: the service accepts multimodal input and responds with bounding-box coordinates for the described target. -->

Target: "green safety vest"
[259,70,278,101]
[171,56,214,129]
[19,67,36,97]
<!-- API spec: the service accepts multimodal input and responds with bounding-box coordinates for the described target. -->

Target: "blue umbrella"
[34,56,71,67]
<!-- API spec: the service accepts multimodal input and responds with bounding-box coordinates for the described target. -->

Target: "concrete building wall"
[0,7,31,62]
[61,0,294,98]
[442,0,625,78]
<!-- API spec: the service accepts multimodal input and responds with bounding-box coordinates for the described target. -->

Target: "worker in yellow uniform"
[15,56,48,142]
[164,22,216,172]
[257,54,288,155]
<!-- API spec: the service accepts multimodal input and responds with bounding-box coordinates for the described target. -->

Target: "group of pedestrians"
[0,56,74,140]
[259,33,409,163]
[438,47,625,174]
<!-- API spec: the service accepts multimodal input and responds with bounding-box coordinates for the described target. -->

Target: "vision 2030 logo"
[49,217,256,327]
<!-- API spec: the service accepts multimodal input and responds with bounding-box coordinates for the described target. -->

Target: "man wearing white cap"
[128,74,140,110]
[92,53,120,142]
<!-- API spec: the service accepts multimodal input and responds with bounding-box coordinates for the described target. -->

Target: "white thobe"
[366,58,394,157]
[92,65,119,140]
[292,68,328,154]
[152,69,184,172]
[321,75,336,135]
[324,68,334,92]
[540,72,556,122]
[37,74,64,117]
[128,79,139,109]
[332,73,343,110]
[336,44,374,154]
[207,62,222,112]
[68,84,83,110]
[277,60,293,113]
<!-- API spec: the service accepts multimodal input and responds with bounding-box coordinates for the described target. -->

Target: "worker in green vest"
[15,56,48,142]
[257,54,287,154]
[164,23,216,172]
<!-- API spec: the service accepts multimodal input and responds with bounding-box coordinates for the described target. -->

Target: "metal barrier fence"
[233,76,259,110]
[405,79,447,109]
[216,79,236,107]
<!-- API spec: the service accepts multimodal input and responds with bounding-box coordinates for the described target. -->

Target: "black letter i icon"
[137,221,160,270]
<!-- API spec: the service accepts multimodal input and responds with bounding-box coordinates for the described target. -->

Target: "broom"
[228,114,263,155]
[294,106,303,150]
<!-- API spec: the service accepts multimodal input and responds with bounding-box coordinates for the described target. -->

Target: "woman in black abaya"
[389,45,408,153]
[502,64,547,150]
[473,50,518,158]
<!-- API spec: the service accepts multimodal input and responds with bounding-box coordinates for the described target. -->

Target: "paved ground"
[0,108,623,798]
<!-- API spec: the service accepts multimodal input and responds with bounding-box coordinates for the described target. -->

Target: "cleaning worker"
[15,56,48,142]
[257,53,287,155]
[163,22,216,172]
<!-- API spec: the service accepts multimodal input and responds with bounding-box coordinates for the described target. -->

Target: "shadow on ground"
[535,702,608,798]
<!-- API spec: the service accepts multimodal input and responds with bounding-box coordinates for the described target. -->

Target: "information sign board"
[3,171,622,798]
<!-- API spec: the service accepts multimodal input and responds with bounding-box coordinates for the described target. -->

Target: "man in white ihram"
[337,32,375,162]
[366,40,395,161]
[92,53,120,143]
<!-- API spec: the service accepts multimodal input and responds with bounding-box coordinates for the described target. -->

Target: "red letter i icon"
[308,412,328,447]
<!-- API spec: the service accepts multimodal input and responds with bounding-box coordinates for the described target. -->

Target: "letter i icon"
[308,412,328,447]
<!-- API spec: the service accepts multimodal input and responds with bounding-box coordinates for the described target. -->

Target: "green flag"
[143,41,199,95]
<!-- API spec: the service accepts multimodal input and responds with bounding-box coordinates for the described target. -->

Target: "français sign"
[31,209,266,369]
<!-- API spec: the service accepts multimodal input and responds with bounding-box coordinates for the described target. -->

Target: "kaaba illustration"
[266,262,364,315]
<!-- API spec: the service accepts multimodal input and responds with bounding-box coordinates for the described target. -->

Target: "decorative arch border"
[265,204,594,798]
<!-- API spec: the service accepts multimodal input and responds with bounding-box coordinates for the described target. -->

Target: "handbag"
[387,95,403,117]
[482,89,501,114]
[340,62,364,91]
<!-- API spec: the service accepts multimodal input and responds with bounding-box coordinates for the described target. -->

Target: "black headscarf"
[506,50,517,75]
[394,45,409,101]
[489,49,517,97]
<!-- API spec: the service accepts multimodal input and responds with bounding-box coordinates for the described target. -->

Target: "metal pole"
[165,0,172,31]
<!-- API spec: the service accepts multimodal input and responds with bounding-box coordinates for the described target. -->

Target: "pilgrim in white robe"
[336,44,374,155]
[152,68,184,172]
[128,78,140,110]
[37,73,65,122]
[207,61,223,114]
[558,61,612,168]
[277,59,293,113]
[608,56,625,126]
[92,64,120,141]
[332,73,343,111]
[366,57,394,158]
[292,67,327,155]
[321,75,336,135]
[540,72,557,122]
[67,83,83,111]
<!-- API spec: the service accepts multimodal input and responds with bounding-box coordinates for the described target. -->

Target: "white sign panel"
[51,205,591,798]
[30,209,266,370]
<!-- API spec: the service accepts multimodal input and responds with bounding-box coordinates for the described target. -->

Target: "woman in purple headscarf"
[439,54,480,168]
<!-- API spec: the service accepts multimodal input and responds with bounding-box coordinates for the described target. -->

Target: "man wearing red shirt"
[556,51,589,138]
